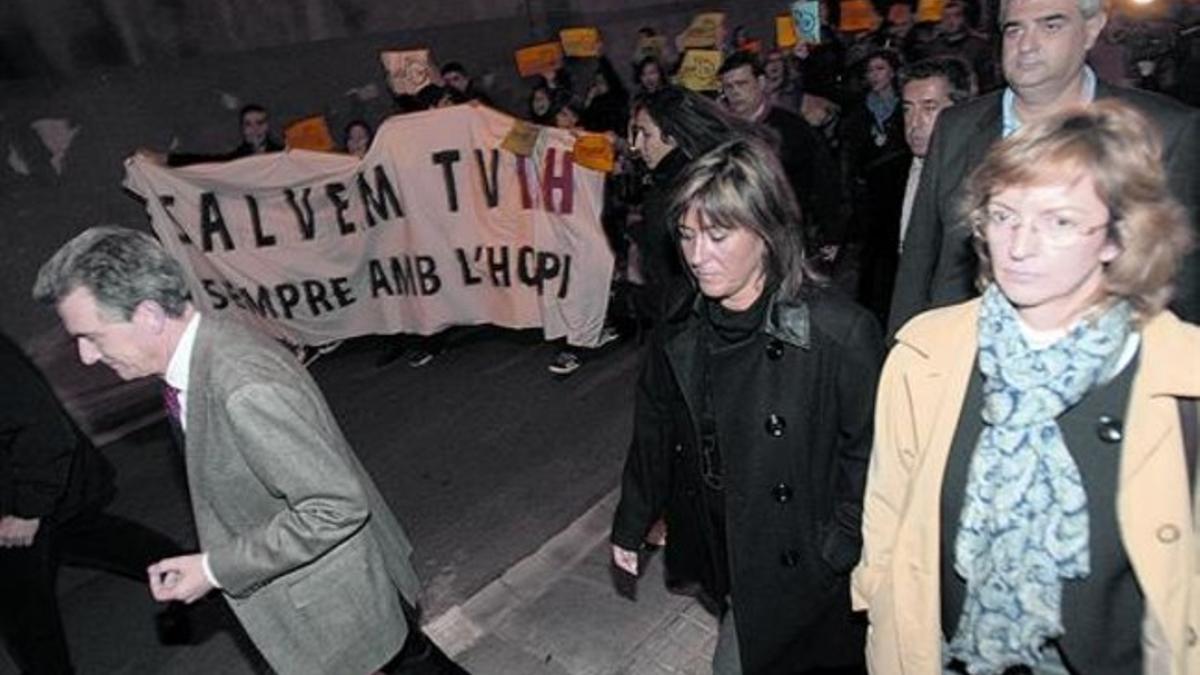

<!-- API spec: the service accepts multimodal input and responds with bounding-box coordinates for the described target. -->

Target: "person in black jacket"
[889,0,1200,335]
[165,104,284,167]
[0,332,186,673]
[611,138,882,674]
[717,52,845,254]
[627,86,765,325]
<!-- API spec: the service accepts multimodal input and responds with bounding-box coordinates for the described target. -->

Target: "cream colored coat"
[852,299,1200,674]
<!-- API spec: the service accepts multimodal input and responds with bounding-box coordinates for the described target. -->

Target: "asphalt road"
[1,327,641,674]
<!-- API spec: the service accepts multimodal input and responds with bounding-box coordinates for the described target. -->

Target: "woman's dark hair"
[631,86,772,161]
[668,137,821,301]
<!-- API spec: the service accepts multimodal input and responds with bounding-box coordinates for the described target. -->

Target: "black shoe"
[383,629,470,674]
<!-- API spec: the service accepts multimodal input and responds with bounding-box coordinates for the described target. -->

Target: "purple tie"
[162,384,182,423]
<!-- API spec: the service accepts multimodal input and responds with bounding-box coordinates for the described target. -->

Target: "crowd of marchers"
[5,0,1200,674]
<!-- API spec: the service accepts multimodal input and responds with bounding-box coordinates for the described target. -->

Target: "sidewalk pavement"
[427,488,720,675]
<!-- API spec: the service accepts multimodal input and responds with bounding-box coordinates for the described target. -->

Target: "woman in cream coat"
[853,101,1200,674]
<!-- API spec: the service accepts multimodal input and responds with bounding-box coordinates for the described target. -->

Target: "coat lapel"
[963,96,1002,171]
[663,314,703,429]
[184,315,215,471]
[1118,313,1200,658]
[890,300,982,671]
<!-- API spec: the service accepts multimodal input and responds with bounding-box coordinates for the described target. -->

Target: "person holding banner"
[439,62,492,106]
[612,137,880,674]
[33,227,467,675]
[164,104,283,168]
[343,119,374,159]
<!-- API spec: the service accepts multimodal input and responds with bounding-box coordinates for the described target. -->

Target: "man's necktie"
[162,384,182,423]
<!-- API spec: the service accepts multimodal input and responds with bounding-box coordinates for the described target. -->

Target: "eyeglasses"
[982,206,1110,247]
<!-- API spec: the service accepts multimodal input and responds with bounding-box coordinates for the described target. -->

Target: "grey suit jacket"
[888,82,1200,336]
[184,314,423,675]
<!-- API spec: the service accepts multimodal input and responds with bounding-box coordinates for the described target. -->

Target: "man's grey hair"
[999,0,1103,24]
[33,226,191,320]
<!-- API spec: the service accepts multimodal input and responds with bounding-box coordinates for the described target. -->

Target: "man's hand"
[148,554,214,604]
[612,544,639,576]
[0,516,40,547]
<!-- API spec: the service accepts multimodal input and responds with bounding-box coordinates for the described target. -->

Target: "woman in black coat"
[611,138,883,674]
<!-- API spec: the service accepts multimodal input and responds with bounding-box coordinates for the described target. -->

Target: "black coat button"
[765,414,786,437]
[780,549,802,567]
[1096,415,1123,443]
[771,482,794,503]
[766,339,785,360]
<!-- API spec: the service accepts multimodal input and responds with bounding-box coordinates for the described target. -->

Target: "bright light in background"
[1130,0,1155,5]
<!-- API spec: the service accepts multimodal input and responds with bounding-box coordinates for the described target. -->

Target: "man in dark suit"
[717,51,845,250]
[889,0,1200,335]
[0,331,186,673]
[33,227,466,675]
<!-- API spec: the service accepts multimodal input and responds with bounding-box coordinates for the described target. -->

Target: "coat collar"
[894,299,1200,398]
[663,288,814,425]
[1132,310,1200,399]
[673,288,813,349]
[892,297,981,371]
[183,312,224,451]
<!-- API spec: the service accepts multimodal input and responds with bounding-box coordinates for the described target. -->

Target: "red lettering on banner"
[541,148,574,215]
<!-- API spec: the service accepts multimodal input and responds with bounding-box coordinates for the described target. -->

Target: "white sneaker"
[548,351,582,375]
[597,324,620,347]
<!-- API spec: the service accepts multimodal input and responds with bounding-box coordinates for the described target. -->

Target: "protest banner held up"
[124,104,613,347]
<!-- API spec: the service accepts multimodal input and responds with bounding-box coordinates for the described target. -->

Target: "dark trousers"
[378,599,471,674]
[0,509,183,674]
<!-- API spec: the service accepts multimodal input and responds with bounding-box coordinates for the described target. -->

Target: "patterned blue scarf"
[948,285,1133,674]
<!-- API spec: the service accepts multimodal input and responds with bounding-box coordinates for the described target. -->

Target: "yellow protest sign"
[634,35,667,62]
[380,49,436,96]
[514,42,564,78]
[560,27,601,58]
[680,12,726,49]
[839,0,880,32]
[776,14,798,48]
[572,134,615,173]
[501,119,541,157]
[916,0,947,23]
[676,49,722,92]
[284,115,335,152]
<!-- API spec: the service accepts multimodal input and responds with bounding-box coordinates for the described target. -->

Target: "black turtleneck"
[692,285,773,599]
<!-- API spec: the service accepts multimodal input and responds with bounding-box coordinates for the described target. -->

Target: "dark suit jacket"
[0,333,113,522]
[888,82,1200,335]
[763,106,845,245]
[183,314,422,675]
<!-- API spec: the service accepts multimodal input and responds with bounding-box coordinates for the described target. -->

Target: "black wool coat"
[0,333,114,523]
[612,285,884,674]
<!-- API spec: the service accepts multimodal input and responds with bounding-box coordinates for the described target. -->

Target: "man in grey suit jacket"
[33,227,466,675]
[888,0,1200,335]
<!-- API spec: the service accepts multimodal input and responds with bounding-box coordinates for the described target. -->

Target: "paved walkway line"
[426,488,622,657]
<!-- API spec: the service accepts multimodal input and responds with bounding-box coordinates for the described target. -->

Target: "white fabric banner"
[123,104,613,347]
